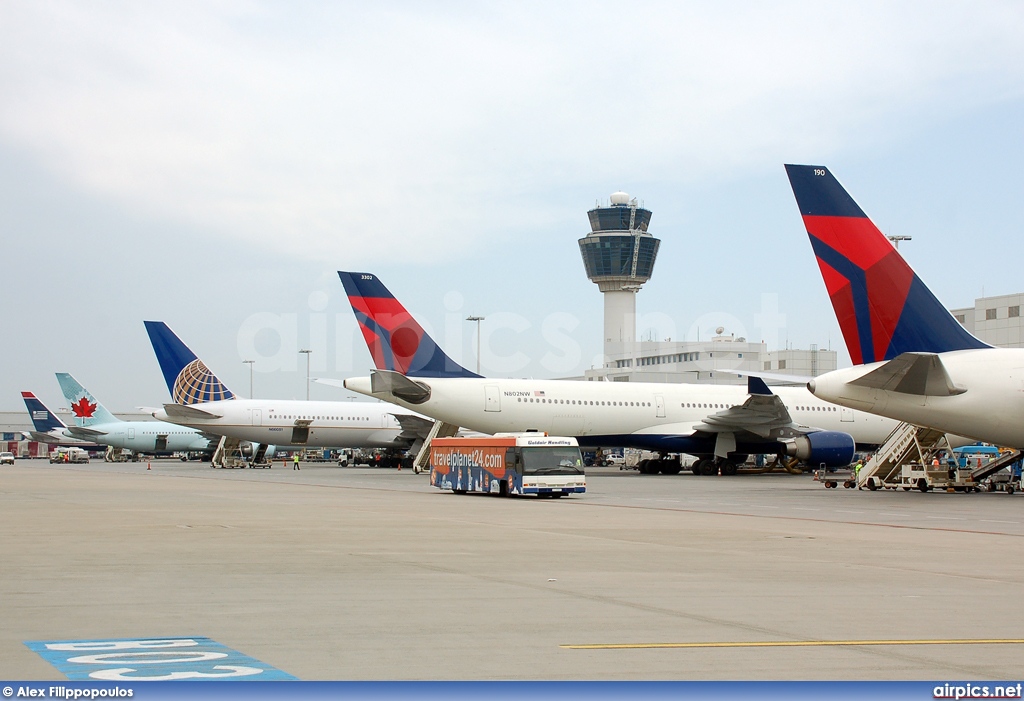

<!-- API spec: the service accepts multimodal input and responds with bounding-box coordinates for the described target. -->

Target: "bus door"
[485,385,501,412]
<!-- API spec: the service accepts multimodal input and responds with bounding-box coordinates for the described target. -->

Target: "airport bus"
[429,434,586,497]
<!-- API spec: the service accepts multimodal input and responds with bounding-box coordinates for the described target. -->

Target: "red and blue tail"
[785,164,988,365]
[338,272,481,378]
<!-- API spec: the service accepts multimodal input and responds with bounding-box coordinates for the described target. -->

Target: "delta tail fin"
[54,373,120,427]
[338,272,481,378]
[144,321,235,404]
[785,164,988,365]
[21,392,67,433]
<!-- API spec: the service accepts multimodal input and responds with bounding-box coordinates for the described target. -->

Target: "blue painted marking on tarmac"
[24,636,297,681]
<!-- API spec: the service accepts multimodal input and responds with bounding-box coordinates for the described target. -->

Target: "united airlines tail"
[338,272,481,378]
[785,164,988,365]
[144,321,235,404]
[21,392,67,433]
[54,373,120,427]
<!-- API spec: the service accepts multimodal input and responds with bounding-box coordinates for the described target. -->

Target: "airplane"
[329,271,900,475]
[144,321,441,462]
[20,391,101,449]
[786,163,1024,449]
[54,372,218,459]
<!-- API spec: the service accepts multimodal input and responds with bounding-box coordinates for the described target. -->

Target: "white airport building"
[951,293,1024,348]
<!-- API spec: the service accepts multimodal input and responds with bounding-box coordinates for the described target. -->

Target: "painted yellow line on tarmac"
[562,639,1024,650]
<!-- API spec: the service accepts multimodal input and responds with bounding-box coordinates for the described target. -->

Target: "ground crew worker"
[293,453,300,470]
[855,459,863,483]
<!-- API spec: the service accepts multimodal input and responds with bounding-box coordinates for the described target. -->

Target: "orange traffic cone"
[147,462,151,470]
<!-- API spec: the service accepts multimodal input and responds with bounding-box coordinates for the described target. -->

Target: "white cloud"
[1,0,1022,265]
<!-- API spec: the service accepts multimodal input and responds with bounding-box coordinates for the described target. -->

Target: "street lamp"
[299,349,312,400]
[888,235,912,250]
[242,359,255,399]
[465,315,485,375]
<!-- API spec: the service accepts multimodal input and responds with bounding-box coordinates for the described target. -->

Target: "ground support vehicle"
[49,447,90,464]
[883,463,980,493]
[430,434,585,498]
[814,467,856,488]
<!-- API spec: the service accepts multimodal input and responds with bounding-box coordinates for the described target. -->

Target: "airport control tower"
[578,192,661,363]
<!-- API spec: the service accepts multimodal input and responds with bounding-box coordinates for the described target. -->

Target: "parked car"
[0,452,14,465]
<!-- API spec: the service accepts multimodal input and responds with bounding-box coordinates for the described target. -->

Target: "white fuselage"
[810,348,1024,449]
[153,399,412,449]
[343,375,897,452]
[64,421,212,452]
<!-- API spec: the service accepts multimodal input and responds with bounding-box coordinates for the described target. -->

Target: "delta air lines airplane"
[787,164,1024,449]
[331,272,899,474]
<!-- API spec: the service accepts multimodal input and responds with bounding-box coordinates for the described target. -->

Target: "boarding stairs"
[412,420,461,474]
[211,435,246,469]
[859,422,951,490]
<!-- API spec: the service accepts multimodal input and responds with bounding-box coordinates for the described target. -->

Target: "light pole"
[465,315,485,375]
[299,349,312,400]
[242,359,255,399]
[888,235,912,250]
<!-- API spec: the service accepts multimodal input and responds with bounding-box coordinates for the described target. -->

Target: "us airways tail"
[144,321,235,404]
[21,391,67,433]
[338,271,481,378]
[784,164,988,364]
[54,373,120,427]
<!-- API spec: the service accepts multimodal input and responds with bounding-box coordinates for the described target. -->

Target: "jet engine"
[782,431,855,467]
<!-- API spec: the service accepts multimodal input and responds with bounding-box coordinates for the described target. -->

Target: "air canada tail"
[54,373,120,426]
[338,271,481,378]
[785,164,988,365]
[21,392,67,433]
[144,321,235,404]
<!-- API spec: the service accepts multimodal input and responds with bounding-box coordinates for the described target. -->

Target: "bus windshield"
[521,447,584,475]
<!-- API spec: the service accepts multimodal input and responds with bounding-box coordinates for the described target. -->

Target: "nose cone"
[153,409,170,422]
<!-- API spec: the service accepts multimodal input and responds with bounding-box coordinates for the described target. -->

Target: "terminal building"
[574,192,837,384]
[950,293,1024,348]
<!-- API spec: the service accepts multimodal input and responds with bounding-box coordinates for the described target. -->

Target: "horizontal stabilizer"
[848,352,965,396]
[723,369,815,385]
[66,426,108,438]
[162,403,223,420]
[370,370,432,404]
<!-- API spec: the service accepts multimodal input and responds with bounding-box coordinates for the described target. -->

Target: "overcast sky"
[2,1,1023,412]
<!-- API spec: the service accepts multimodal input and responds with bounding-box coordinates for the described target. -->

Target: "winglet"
[338,272,481,378]
[747,375,773,396]
[144,321,235,404]
[785,164,988,364]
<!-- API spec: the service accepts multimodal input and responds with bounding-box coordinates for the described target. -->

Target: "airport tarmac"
[2,460,1023,681]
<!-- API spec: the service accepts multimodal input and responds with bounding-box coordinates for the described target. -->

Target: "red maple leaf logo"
[71,396,97,418]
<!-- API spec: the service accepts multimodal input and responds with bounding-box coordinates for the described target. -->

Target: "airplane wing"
[391,414,438,440]
[161,403,223,420]
[686,376,789,435]
[847,352,966,397]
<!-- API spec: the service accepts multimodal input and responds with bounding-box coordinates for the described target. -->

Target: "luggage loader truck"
[430,434,586,498]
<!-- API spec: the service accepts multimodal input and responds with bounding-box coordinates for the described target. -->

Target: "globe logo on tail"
[173,359,234,405]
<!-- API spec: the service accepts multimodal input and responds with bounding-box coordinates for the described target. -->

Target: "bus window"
[521,447,584,475]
